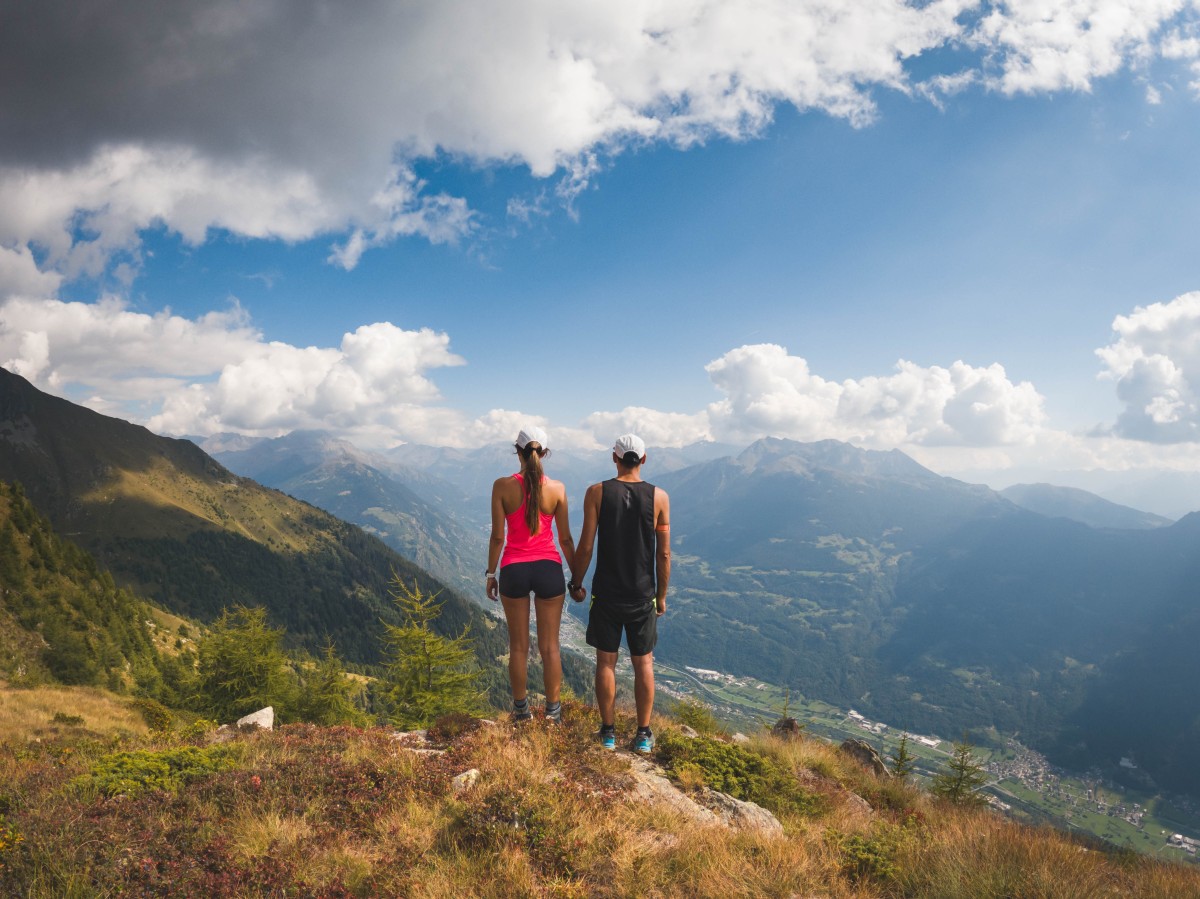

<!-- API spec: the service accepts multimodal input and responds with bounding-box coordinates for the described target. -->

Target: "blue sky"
[5,0,1200,496]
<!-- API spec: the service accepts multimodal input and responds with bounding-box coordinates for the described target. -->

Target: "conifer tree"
[191,605,296,722]
[298,641,370,726]
[380,576,484,727]
[890,732,917,779]
[930,735,989,806]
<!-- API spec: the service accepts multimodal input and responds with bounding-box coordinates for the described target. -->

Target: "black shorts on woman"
[498,559,566,599]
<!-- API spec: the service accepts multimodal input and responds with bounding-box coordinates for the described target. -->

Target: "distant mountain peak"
[735,436,935,481]
[999,482,1172,530]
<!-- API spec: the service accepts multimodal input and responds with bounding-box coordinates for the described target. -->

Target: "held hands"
[569,582,587,603]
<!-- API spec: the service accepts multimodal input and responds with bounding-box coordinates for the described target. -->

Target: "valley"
[653,659,1200,864]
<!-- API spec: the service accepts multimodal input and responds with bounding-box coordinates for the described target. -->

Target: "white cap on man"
[612,433,646,461]
[516,426,548,449]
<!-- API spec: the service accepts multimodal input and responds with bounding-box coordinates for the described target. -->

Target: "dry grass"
[2,708,1199,898]
[0,682,149,743]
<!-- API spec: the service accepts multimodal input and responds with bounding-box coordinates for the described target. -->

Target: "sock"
[513,697,529,712]
[600,722,616,734]
[545,701,561,714]
[637,726,652,736]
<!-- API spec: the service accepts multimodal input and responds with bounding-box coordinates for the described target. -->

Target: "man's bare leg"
[595,649,618,725]
[631,652,654,729]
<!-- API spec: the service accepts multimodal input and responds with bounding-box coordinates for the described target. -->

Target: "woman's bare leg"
[533,594,565,703]
[500,595,531,700]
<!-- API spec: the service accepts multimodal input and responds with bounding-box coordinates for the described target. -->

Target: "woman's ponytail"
[519,443,547,534]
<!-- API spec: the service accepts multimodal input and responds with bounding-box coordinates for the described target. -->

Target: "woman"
[486,426,577,723]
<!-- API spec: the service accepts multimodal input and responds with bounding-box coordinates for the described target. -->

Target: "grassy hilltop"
[3,695,1200,898]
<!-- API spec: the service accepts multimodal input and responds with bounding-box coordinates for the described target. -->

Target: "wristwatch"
[485,570,496,579]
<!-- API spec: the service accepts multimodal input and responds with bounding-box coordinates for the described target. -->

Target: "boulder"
[705,790,784,835]
[731,732,750,744]
[452,769,480,792]
[772,717,803,739]
[839,738,890,778]
[236,707,274,731]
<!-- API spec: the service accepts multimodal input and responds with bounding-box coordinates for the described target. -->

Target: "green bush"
[76,746,236,798]
[655,731,824,817]
[130,697,174,732]
[671,697,723,735]
[51,712,85,726]
[829,820,916,884]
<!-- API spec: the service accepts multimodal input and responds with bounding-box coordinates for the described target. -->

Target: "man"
[571,433,671,753]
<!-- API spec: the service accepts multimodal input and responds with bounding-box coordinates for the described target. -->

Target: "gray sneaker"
[544,702,562,725]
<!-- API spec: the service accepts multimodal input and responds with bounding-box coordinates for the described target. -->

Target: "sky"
[5,0,1200,502]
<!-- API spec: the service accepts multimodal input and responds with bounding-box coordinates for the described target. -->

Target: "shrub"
[51,712,85,727]
[453,787,578,879]
[427,711,485,743]
[76,746,236,798]
[671,697,723,735]
[655,731,824,817]
[130,697,174,732]
[829,821,913,884]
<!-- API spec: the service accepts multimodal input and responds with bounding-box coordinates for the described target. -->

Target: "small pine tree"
[930,735,989,806]
[380,576,484,728]
[298,641,369,726]
[890,732,917,779]
[190,605,296,722]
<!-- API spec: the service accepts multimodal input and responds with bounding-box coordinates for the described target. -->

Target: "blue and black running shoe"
[633,729,654,754]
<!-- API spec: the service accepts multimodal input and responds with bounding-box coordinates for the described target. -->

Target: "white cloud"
[149,322,467,437]
[0,245,63,302]
[1096,291,1200,442]
[577,343,1047,451]
[704,344,1046,447]
[0,295,261,390]
[22,0,1187,283]
[975,0,1189,94]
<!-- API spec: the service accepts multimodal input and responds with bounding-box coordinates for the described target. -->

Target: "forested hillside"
[0,480,185,700]
[0,368,503,669]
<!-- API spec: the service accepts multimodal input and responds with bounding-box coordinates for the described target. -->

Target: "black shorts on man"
[498,559,566,599]
[585,597,658,656]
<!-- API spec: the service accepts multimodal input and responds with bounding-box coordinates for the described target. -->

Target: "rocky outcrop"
[773,717,803,739]
[839,738,890,778]
[626,755,783,835]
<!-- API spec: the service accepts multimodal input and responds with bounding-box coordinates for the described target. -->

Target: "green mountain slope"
[213,431,487,598]
[0,368,504,669]
[0,480,182,696]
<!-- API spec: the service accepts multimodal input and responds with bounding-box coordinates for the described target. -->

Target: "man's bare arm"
[573,483,601,585]
[654,487,671,615]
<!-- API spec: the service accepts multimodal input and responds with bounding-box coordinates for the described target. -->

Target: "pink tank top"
[500,473,560,567]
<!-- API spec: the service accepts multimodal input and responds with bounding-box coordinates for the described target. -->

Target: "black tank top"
[592,478,656,605]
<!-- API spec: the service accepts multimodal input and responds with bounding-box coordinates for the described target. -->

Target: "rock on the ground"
[772,717,803,739]
[627,756,721,827]
[704,790,784,834]
[236,707,274,731]
[678,725,699,738]
[626,756,783,835]
[452,769,480,792]
[839,738,890,778]
[731,732,750,744]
